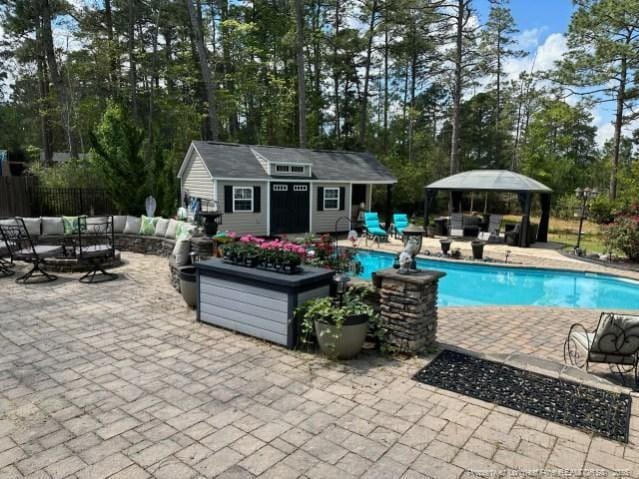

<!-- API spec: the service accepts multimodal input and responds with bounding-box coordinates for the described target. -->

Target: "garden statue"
[145,196,157,217]
[398,237,420,274]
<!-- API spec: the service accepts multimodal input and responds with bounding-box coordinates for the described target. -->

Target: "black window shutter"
[317,187,324,211]
[339,187,345,210]
[224,186,233,213]
[253,186,261,213]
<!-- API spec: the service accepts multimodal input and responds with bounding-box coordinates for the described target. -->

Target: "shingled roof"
[184,141,396,183]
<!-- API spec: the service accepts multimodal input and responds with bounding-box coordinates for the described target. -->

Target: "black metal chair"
[76,216,118,283]
[564,312,639,387]
[0,218,62,283]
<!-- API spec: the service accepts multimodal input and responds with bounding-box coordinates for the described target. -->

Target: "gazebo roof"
[425,170,552,193]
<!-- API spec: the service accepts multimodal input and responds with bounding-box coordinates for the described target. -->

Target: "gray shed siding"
[182,150,214,201]
[217,180,268,235]
[311,183,351,233]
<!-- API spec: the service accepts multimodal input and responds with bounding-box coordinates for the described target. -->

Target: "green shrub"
[552,194,580,220]
[588,196,616,224]
[605,215,639,261]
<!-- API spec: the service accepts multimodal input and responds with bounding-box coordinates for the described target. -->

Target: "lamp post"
[574,187,598,252]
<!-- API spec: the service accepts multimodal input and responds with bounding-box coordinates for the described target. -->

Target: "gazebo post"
[385,184,393,229]
[538,193,551,242]
[520,192,532,247]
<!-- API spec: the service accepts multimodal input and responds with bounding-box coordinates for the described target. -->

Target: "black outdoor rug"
[413,350,632,442]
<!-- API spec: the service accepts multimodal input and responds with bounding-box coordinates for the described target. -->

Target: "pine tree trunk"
[36,26,52,165]
[610,57,627,200]
[185,0,219,140]
[294,0,307,147]
[449,0,463,175]
[383,27,389,153]
[359,0,377,146]
[41,0,79,158]
[128,0,137,116]
[104,0,118,100]
[495,33,501,166]
[333,0,341,142]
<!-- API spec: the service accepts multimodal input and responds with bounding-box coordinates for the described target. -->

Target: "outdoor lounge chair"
[363,212,388,244]
[391,213,409,239]
[564,312,639,387]
[76,216,118,283]
[478,214,503,243]
[449,213,464,237]
[0,217,62,283]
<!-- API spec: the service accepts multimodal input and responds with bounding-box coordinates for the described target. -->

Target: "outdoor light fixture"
[574,187,599,252]
[402,222,425,253]
[333,272,351,306]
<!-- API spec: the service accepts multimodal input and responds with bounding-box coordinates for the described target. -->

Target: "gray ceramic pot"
[178,266,197,308]
[314,314,368,359]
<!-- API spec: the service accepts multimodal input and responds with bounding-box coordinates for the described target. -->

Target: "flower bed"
[221,234,306,274]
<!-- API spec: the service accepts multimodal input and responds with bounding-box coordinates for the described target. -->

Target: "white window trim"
[323,187,340,211]
[232,186,254,213]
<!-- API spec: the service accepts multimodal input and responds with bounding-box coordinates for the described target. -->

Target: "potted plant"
[440,238,452,255]
[280,250,301,274]
[297,284,375,359]
[471,239,485,260]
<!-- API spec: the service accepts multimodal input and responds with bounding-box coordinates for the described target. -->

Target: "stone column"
[373,268,445,354]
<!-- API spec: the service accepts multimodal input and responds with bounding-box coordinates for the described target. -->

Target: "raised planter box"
[195,259,334,348]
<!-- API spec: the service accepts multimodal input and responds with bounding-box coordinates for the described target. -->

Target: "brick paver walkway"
[2,253,639,478]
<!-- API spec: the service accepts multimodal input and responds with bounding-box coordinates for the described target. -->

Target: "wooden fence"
[0,177,115,217]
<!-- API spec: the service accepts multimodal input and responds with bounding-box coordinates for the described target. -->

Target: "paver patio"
[2,252,639,478]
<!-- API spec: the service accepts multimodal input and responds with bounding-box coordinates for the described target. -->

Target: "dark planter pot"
[440,239,452,255]
[471,241,485,260]
[245,255,259,267]
[314,313,368,359]
[178,266,197,308]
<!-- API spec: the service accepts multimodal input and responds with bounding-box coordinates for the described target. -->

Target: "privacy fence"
[0,177,115,217]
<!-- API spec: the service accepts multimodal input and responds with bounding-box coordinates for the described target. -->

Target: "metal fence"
[0,177,115,217]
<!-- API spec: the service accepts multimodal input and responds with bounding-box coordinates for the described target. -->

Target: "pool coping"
[352,244,639,285]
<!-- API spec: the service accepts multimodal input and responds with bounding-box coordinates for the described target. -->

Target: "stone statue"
[398,237,420,274]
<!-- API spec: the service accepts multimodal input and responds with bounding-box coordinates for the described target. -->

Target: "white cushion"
[154,218,169,237]
[86,217,109,233]
[165,219,179,239]
[172,239,191,266]
[20,218,41,237]
[450,228,464,237]
[123,216,141,235]
[113,216,127,233]
[41,217,64,236]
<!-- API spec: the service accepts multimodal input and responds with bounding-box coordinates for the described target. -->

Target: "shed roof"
[425,170,552,193]
[183,141,396,183]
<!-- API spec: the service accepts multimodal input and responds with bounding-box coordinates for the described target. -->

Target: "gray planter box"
[195,259,334,348]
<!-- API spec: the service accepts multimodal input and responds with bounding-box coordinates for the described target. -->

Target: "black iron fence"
[0,177,115,217]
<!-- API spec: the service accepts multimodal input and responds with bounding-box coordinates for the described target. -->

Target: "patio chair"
[363,212,388,244]
[76,216,118,283]
[0,217,62,283]
[564,312,639,387]
[449,213,464,237]
[390,213,409,239]
[478,214,503,243]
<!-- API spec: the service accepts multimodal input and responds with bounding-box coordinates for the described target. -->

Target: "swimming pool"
[355,250,639,309]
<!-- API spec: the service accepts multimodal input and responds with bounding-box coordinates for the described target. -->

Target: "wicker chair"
[0,217,62,283]
[76,216,118,283]
[564,312,639,387]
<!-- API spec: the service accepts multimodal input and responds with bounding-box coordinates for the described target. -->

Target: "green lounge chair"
[363,212,388,243]
[391,213,409,239]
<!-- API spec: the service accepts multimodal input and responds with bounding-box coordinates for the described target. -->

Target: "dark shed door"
[270,183,310,235]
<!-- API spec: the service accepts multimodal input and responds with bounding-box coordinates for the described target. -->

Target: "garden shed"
[178,141,396,236]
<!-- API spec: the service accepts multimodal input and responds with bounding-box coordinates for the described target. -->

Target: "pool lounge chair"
[391,213,409,239]
[363,212,388,244]
[564,312,639,387]
[478,214,503,243]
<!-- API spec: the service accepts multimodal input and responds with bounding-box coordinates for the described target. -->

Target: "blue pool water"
[355,250,639,309]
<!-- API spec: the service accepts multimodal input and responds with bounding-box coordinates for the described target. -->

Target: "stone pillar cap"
[372,268,445,287]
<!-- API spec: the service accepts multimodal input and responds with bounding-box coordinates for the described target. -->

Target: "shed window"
[291,166,304,173]
[323,187,339,210]
[273,185,288,192]
[233,187,253,212]
[275,165,289,173]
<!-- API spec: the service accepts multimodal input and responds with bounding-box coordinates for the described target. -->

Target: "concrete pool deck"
[2,252,639,478]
